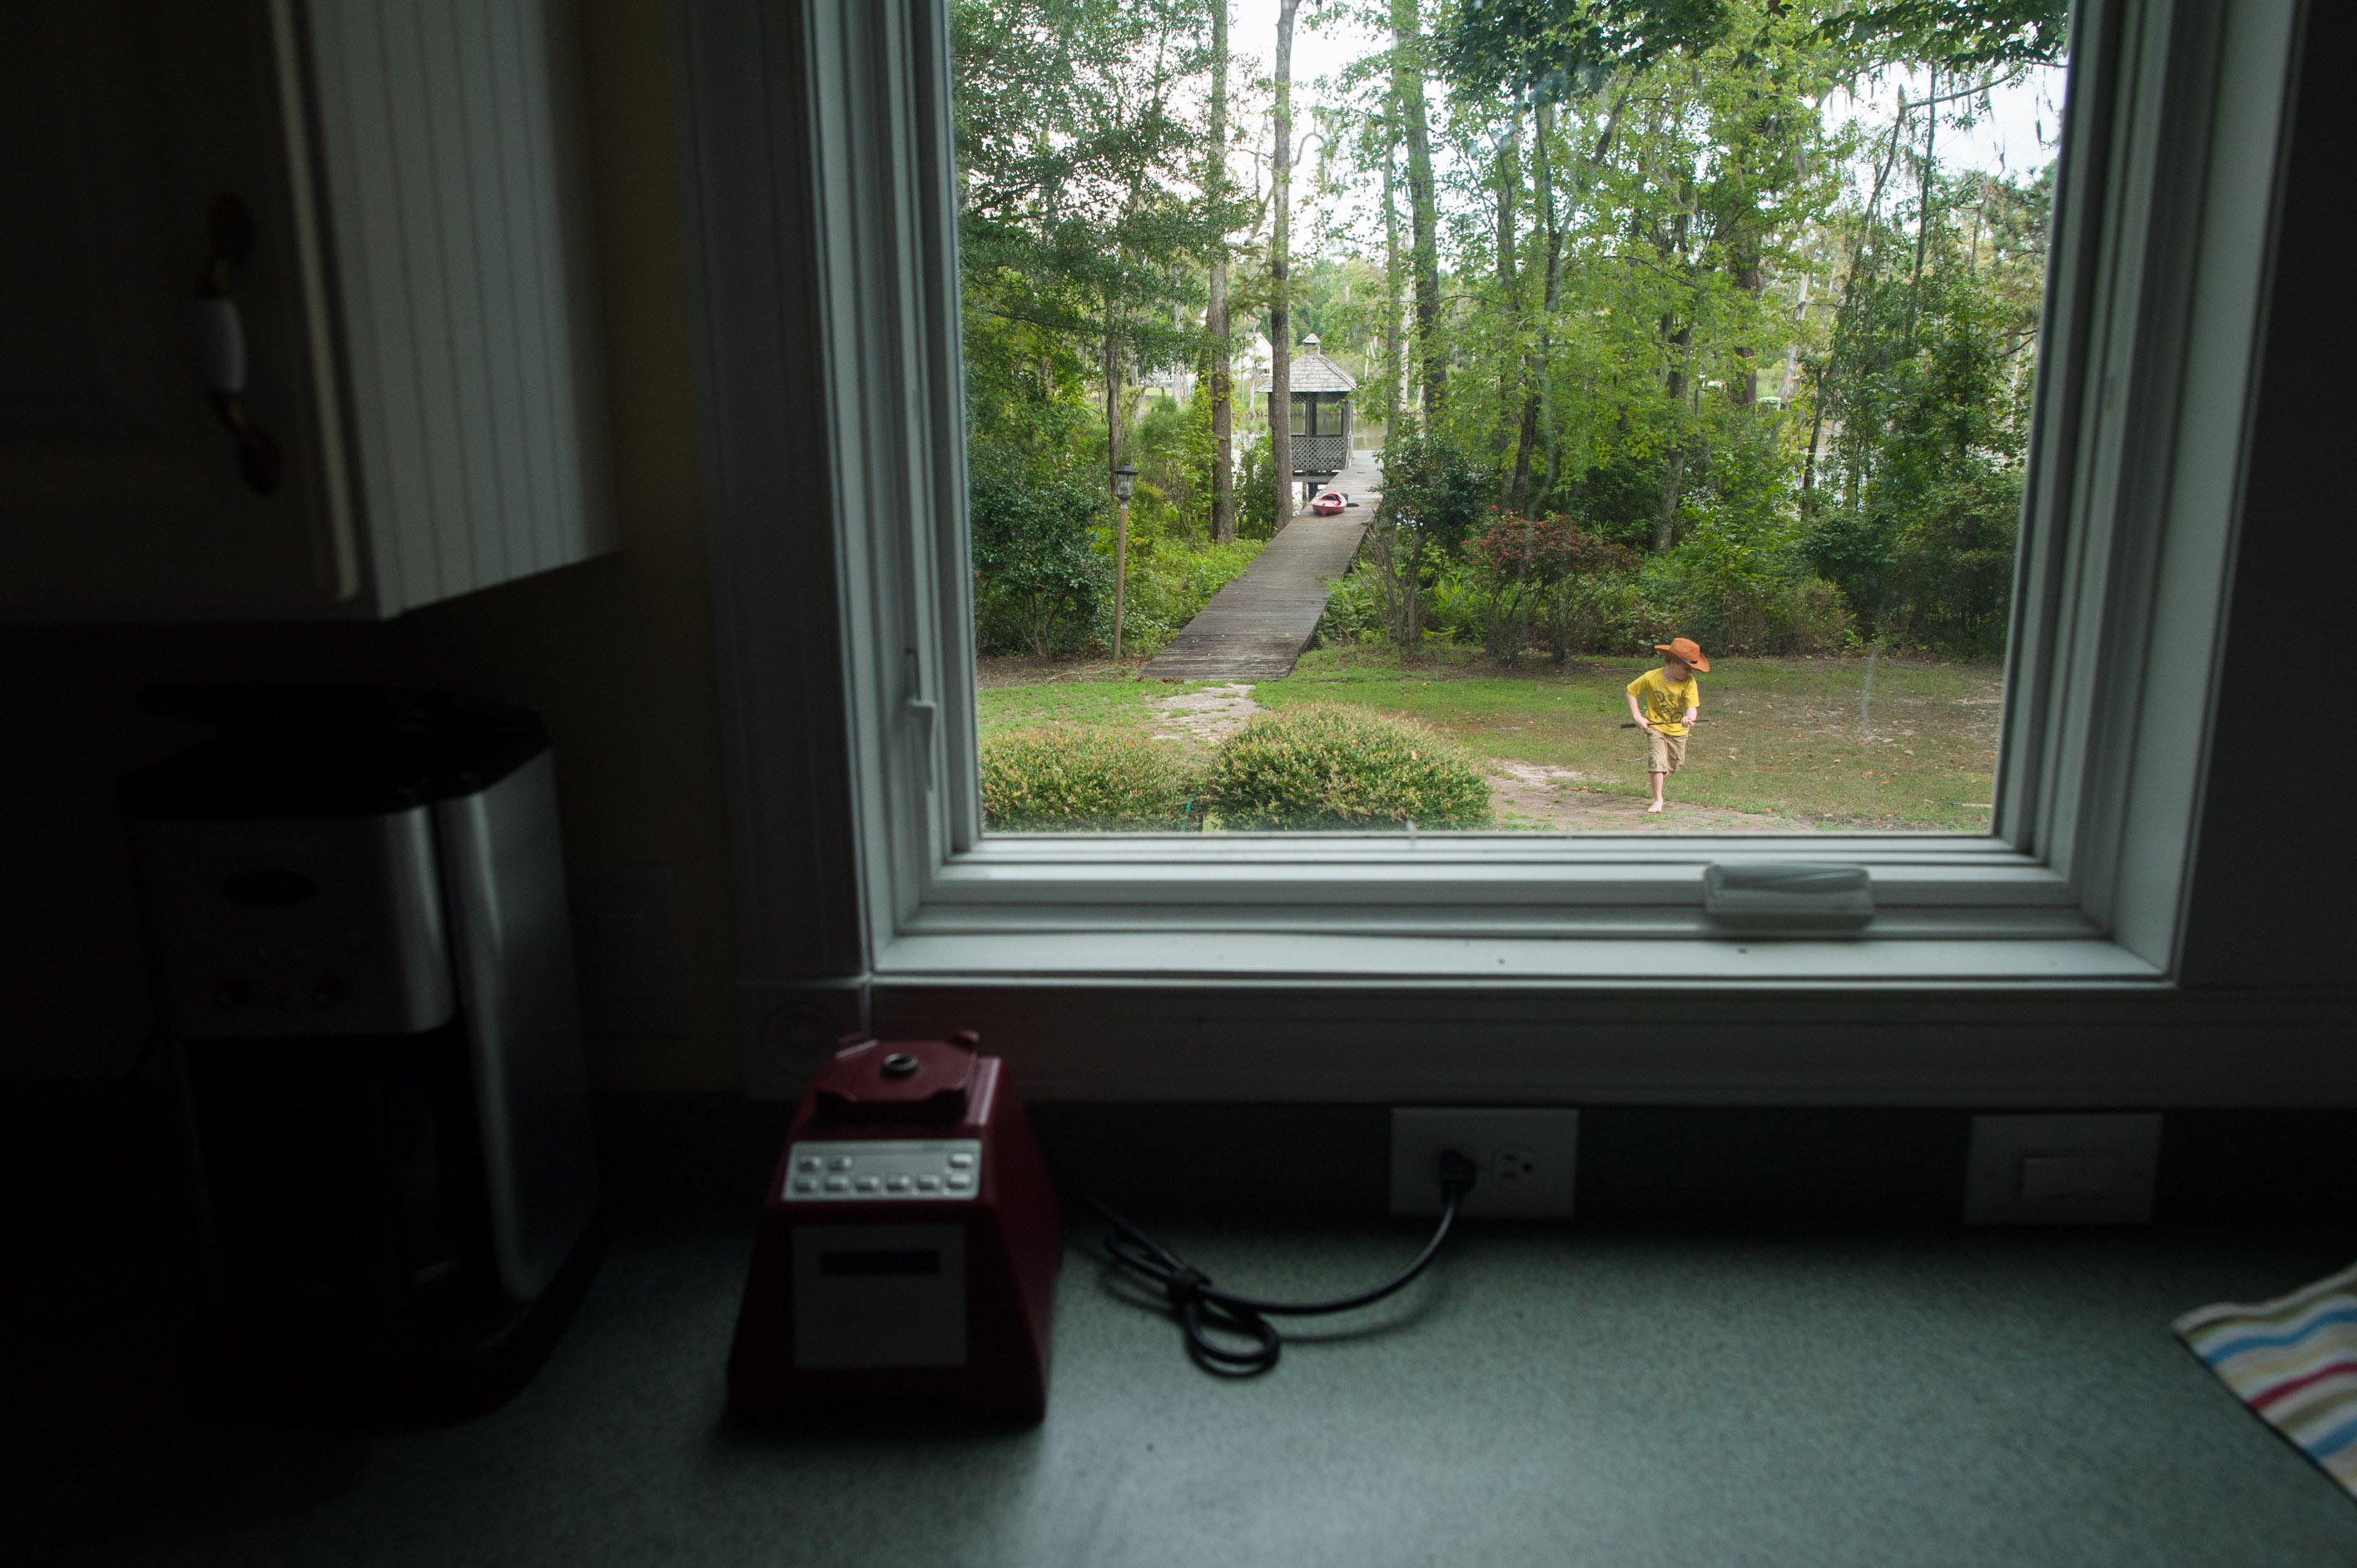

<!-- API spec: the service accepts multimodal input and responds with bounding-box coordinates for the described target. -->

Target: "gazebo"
[1255,335,1357,485]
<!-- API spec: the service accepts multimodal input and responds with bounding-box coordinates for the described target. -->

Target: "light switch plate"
[1964,1113,2161,1225]
[1391,1108,1580,1218]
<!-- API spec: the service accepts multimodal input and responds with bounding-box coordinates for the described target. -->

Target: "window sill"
[872,929,2161,987]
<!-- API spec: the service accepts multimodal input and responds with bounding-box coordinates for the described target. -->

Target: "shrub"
[970,465,1105,657]
[979,727,1198,830]
[1237,431,1278,538]
[1314,568,1385,645]
[1461,509,1641,661]
[1643,488,1853,657]
[1359,424,1489,648]
[1095,537,1265,657]
[1204,704,1491,830]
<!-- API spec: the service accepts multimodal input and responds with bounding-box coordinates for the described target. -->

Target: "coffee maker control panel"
[782,1140,983,1201]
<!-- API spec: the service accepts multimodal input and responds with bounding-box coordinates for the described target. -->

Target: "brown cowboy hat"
[1654,637,1710,672]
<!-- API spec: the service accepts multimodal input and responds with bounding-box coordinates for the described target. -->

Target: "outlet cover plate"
[1964,1113,2161,1225]
[1391,1108,1580,1218]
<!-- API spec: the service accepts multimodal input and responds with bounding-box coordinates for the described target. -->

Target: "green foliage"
[1236,431,1278,538]
[1093,535,1266,657]
[1376,424,1490,557]
[1814,1,2068,69]
[979,727,1197,830]
[1641,527,1853,657]
[1314,569,1387,646]
[1203,704,1494,830]
[970,460,1106,657]
[1438,0,1734,100]
[1461,509,1641,660]
[1807,186,2036,654]
[952,0,2062,672]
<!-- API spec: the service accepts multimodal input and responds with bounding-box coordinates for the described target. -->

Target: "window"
[955,2,2069,842]
[672,0,2304,1077]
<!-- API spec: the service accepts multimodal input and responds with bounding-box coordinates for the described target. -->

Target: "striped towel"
[2177,1260,2357,1496]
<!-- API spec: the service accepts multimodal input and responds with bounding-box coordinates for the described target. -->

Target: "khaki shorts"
[1645,729,1687,775]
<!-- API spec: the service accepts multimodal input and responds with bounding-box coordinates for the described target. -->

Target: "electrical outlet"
[1963,1113,2161,1225]
[1390,1109,1580,1218]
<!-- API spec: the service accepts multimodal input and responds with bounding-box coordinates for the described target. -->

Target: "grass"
[1258,646,2002,830]
[971,646,2005,831]
[976,674,1175,735]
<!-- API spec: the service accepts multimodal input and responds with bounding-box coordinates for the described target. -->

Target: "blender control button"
[886,1175,912,1193]
[791,1177,817,1193]
[855,1176,881,1193]
[796,1155,821,1172]
[946,1174,973,1190]
[824,1176,850,1193]
[827,1155,853,1172]
[947,1153,975,1169]
[916,1175,942,1192]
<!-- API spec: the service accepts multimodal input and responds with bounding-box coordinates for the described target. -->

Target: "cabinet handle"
[196,195,283,495]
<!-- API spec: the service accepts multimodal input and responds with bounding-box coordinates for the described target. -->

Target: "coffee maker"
[122,685,602,1414]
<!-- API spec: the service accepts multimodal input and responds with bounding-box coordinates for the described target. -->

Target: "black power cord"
[1087,1149,1479,1376]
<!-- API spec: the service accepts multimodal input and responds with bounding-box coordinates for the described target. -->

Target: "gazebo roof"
[1253,335,1357,394]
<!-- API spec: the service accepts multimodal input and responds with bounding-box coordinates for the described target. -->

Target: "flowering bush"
[1459,509,1641,661]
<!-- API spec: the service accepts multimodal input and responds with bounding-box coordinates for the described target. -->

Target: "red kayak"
[1309,489,1349,515]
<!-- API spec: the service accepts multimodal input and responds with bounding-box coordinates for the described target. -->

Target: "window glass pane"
[955,1,2062,835]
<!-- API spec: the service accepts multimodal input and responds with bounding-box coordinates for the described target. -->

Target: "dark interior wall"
[3,0,2350,1098]
[2177,0,2357,986]
[0,0,745,1090]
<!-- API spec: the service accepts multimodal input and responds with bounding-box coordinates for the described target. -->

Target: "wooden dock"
[1141,455,1380,682]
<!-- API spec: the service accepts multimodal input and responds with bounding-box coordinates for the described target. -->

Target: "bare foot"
[1645,801,1665,815]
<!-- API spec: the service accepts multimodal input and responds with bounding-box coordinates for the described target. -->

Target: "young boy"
[1626,637,1709,815]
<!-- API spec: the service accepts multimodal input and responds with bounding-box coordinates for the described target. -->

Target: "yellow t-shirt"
[1627,667,1700,736]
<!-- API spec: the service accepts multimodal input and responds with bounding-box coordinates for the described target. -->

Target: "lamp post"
[1111,463,1138,662]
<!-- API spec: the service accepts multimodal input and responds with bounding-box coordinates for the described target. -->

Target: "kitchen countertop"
[11,1203,2355,1567]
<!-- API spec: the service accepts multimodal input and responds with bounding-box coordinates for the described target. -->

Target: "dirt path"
[1149,682,1259,744]
[1148,684,1813,830]
[1485,761,1814,831]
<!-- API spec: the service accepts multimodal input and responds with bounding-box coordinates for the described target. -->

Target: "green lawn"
[975,674,1178,734]
[975,647,2005,831]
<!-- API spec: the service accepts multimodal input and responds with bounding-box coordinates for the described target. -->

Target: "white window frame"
[672,0,2315,1098]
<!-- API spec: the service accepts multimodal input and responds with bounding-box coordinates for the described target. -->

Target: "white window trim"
[671,0,2312,1091]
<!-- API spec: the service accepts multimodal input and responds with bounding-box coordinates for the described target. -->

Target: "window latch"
[906,694,937,735]
[1704,862,1873,931]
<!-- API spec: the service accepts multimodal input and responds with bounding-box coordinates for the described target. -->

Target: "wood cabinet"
[0,0,614,621]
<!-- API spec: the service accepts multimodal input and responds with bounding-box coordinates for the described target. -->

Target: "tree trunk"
[1384,143,1407,418]
[1653,439,1689,554]
[1208,0,1233,543]
[1509,98,1564,517]
[1492,97,1520,464]
[1391,0,1444,418]
[1908,65,1937,344]
[1654,319,1692,552]
[1270,0,1299,528]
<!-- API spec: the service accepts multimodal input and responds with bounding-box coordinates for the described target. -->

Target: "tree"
[1270,0,1302,528]
[1208,0,1237,542]
[1392,0,1446,415]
